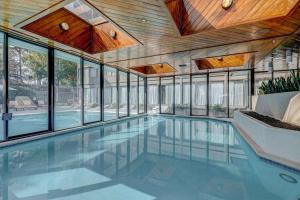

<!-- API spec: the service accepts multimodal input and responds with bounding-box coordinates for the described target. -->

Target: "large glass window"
[138,76,145,114]
[229,71,249,117]
[8,38,48,136]
[103,65,117,121]
[119,71,128,117]
[161,77,174,114]
[191,74,207,116]
[254,72,272,95]
[130,74,138,115]
[209,72,228,117]
[0,33,4,140]
[147,77,159,114]
[84,60,100,123]
[175,75,190,115]
[54,51,81,130]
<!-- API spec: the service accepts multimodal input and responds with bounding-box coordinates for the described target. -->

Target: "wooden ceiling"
[130,63,176,75]
[21,6,137,54]
[1,0,300,75]
[195,53,252,70]
[165,0,300,35]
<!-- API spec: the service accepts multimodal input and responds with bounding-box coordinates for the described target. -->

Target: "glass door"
[160,77,174,114]
[0,33,4,140]
[229,71,250,117]
[191,74,207,116]
[209,72,228,118]
[8,38,49,137]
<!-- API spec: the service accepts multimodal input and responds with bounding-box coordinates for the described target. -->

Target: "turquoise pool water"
[0,116,299,200]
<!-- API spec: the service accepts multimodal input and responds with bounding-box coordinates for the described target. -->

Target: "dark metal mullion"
[2,32,8,140]
[189,74,192,116]
[144,77,147,113]
[127,72,130,116]
[48,47,55,131]
[80,58,84,125]
[137,75,140,114]
[227,70,230,118]
[206,73,209,116]
[172,76,175,115]
[116,69,120,118]
[159,77,161,114]
[100,64,104,121]
[250,68,255,109]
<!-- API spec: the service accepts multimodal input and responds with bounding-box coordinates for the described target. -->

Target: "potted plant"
[253,70,300,121]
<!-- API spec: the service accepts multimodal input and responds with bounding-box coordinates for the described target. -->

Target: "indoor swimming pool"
[0,116,299,200]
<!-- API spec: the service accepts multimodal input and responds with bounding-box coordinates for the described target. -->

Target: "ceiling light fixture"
[59,22,69,31]
[222,0,233,10]
[217,57,224,61]
[109,30,117,39]
[141,18,147,23]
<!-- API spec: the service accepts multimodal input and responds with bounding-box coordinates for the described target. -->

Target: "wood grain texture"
[22,7,137,54]
[22,8,92,53]
[130,63,176,75]
[165,0,300,35]
[195,53,251,70]
[1,0,300,74]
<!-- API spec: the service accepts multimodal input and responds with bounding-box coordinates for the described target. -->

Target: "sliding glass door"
[191,74,207,116]
[229,71,249,117]
[119,71,128,117]
[0,33,4,140]
[84,60,100,123]
[139,76,145,114]
[54,51,81,130]
[130,74,138,115]
[175,75,190,115]
[161,77,174,114]
[147,77,159,114]
[8,38,49,137]
[209,72,228,118]
[103,65,117,121]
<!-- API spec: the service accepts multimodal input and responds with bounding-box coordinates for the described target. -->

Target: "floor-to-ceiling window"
[175,75,190,115]
[138,76,145,114]
[254,72,272,95]
[103,65,117,121]
[54,51,81,130]
[130,74,138,115]
[191,74,207,116]
[119,71,128,117]
[209,72,228,117]
[161,77,174,114]
[229,71,249,117]
[8,38,49,136]
[0,33,4,140]
[84,60,100,123]
[147,77,159,114]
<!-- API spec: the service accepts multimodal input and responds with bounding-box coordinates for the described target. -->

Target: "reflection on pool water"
[3,111,116,138]
[0,116,299,200]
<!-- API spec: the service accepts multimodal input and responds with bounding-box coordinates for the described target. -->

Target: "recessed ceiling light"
[109,30,117,39]
[141,18,147,23]
[59,22,69,31]
[217,57,224,61]
[222,0,233,10]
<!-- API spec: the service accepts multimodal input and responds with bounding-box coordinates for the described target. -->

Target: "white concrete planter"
[233,111,300,170]
[252,91,300,126]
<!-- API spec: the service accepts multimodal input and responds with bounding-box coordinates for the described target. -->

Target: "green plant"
[258,70,300,94]
[211,104,224,111]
